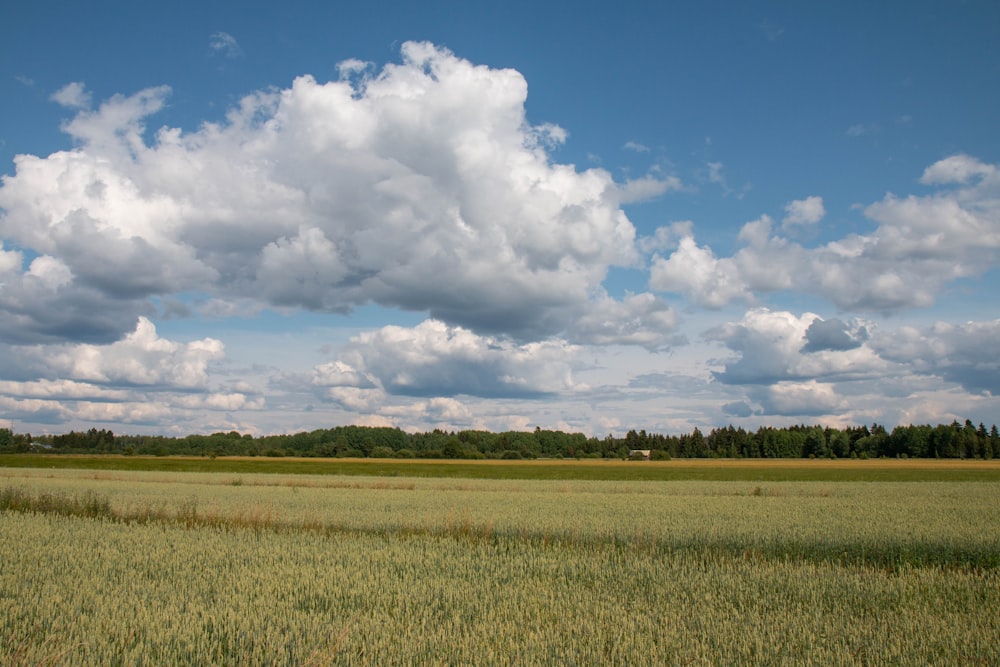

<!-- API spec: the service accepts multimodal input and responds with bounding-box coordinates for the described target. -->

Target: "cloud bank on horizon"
[1,31,999,436]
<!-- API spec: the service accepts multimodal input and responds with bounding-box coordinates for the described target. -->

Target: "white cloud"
[704,308,885,386]
[33,317,224,389]
[0,319,260,429]
[0,379,130,401]
[623,141,650,153]
[570,291,679,349]
[324,386,386,412]
[649,155,1000,312]
[752,380,848,416]
[637,221,692,255]
[616,174,682,204]
[0,242,22,274]
[336,319,584,398]
[337,58,371,77]
[62,85,172,153]
[173,392,262,411]
[649,236,751,308]
[382,396,473,425]
[26,256,72,290]
[699,308,1000,421]
[50,82,92,109]
[70,400,173,425]
[209,32,243,58]
[869,319,1000,395]
[919,153,997,186]
[782,195,825,229]
[0,42,643,344]
[311,360,374,389]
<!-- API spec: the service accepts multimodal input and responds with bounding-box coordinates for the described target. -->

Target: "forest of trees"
[1,419,998,460]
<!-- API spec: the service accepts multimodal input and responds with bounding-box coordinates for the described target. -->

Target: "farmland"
[2,460,999,664]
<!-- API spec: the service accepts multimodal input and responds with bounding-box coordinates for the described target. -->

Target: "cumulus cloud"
[648,236,751,308]
[331,319,584,399]
[751,380,848,416]
[0,255,151,344]
[26,317,224,389]
[0,318,259,429]
[0,242,22,273]
[50,82,92,109]
[570,291,679,349]
[703,308,1000,420]
[704,308,884,386]
[919,153,997,186]
[0,42,644,344]
[337,58,371,77]
[706,310,867,418]
[637,221,691,255]
[650,155,1000,312]
[323,386,386,412]
[782,195,824,229]
[869,319,1000,395]
[382,396,473,425]
[311,360,375,389]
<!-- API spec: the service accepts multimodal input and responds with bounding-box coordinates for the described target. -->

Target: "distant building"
[628,449,651,460]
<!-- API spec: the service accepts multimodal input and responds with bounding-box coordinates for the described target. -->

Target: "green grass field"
[2,460,999,664]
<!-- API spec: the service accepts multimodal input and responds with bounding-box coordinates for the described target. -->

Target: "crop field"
[2,462,999,665]
[4,453,1000,481]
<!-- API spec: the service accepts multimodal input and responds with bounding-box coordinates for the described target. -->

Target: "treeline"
[1,419,998,460]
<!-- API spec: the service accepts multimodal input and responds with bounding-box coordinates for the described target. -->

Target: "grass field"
[2,460,999,664]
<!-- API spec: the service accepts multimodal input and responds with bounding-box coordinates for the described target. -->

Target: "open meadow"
[2,459,999,665]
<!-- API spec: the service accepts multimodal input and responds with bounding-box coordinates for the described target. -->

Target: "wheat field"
[2,465,998,665]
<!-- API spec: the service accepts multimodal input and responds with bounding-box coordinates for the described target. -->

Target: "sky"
[1,0,999,438]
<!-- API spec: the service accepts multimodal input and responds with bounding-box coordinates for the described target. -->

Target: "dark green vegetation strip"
[3,454,1000,481]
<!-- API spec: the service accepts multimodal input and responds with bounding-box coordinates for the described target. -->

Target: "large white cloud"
[24,317,224,389]
[327,318,585,399]
[649,155,1000,312]
[0,317,264,430]
[704,308,885,386]
[0,42,647,344]
[703,307,1000,421]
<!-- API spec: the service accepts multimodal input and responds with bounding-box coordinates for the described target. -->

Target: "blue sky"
[1,0,999,437]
